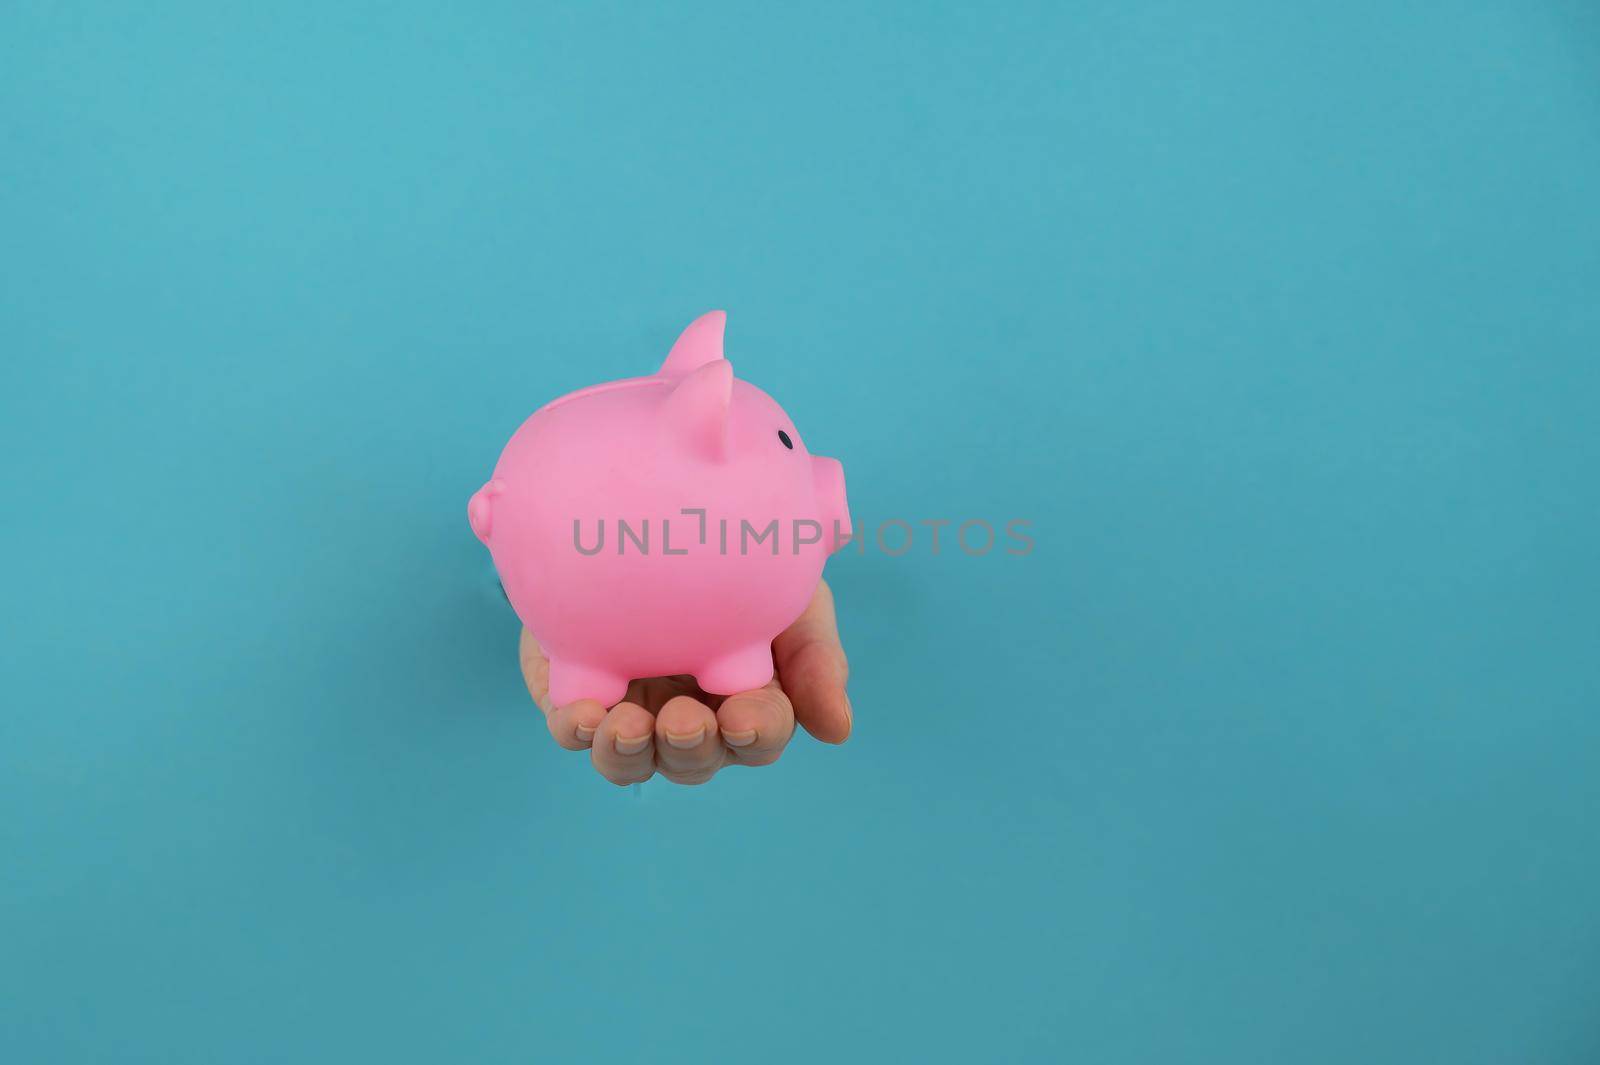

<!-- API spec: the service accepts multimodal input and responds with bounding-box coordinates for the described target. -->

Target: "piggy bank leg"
[548,659,629,709]
[696,645,776,697]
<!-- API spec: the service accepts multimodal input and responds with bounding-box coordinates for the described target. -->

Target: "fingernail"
[574,724,596,742]
[722,728,757,748]
[665,726,705,750]
[615,733,651,755]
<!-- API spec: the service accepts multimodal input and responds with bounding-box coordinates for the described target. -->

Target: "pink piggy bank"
[469,311,851,708]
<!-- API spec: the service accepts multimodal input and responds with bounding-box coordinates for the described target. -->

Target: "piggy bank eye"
[777,430,794,450]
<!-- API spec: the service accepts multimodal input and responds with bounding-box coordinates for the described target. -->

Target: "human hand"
[519,580,852,786]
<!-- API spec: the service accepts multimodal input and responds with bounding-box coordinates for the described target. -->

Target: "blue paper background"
[4,3,1599,1062]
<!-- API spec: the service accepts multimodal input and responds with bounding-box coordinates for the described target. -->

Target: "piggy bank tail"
[467,479,502,544]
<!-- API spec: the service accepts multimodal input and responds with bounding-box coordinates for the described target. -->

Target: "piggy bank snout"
[810,455,851,553]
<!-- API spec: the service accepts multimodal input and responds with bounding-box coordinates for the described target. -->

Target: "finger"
[546,699,608,750]
[591,701,656,786]
[773,580,851,744]
[519,629,554,716]
[716,683,795,767]
[653,695,725,785]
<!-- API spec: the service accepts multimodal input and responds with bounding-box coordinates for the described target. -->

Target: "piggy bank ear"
[661,358,733,461]
[658,310,726,376]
